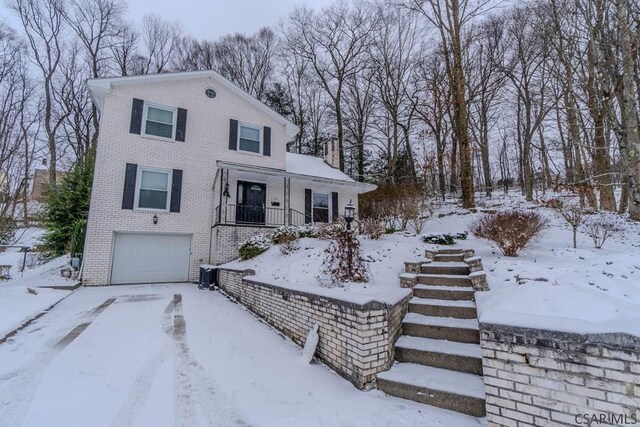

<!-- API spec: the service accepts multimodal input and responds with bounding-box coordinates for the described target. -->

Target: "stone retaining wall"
[217,267,411,389]
[481,323,640,426]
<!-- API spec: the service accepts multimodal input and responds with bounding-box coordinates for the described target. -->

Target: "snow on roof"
[286,152,354,182]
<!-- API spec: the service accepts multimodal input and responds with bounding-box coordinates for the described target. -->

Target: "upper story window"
[238,124,262,154]
[144,104,176,139]
[313,192,329,223]
[136,167,171,210]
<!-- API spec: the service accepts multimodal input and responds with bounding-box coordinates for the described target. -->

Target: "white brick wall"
[83,75,361,285]
[481,324,640,426]
[218,267,410,389]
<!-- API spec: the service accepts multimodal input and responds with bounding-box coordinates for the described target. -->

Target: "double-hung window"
[312,193,329,223]
[238,124,262,154]
[144,104,176,139]
[137,168,171,210]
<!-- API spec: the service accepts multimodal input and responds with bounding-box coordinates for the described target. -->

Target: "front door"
[236,181,266,224]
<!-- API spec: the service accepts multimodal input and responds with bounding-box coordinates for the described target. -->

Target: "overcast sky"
[126,0,334,40]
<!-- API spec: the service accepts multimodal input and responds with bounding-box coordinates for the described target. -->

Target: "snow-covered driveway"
[0,284,482,427]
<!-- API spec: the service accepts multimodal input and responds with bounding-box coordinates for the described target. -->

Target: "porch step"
[417,274,472,287]
[420,262,470,275]
[395,336,483,375]
[402,313,480,344]
[430,248,474,256]
[377,363,486,417]
[408,297,477,319]
[433,253,466,262]
[413,284,475,301]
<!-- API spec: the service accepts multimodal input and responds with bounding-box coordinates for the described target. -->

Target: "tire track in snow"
[171,294,249,427]
[0,298,116,427]
[108,297,174,427]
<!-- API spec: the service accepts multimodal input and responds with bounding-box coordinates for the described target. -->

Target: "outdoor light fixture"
[153,214,158,225]
[344,200,355,231]
[223,182,231,198]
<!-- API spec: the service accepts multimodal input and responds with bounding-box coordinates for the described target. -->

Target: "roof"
[286,153,353,182]
[216,153,376,192]
[86,70,299,140]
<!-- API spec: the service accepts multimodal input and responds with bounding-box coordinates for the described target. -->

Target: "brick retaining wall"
[481,323,640,426]
[218,267,411,389]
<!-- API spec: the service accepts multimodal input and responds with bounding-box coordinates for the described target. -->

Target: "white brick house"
[82,70,375,286]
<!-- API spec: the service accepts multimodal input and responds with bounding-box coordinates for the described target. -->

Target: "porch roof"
[216,155,376,193]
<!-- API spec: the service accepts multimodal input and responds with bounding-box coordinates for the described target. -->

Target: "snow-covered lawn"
[226,193,640,337]
[0,284,483,427]
[0,228,77,339]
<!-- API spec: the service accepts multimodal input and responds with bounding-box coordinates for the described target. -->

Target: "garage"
[111,233,191,284]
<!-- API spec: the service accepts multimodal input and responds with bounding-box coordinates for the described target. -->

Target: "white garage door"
[111,233,191,284]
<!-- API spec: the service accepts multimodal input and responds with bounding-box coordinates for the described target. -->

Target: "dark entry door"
[236,181,266,224]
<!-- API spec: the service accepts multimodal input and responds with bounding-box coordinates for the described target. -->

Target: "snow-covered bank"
[225,193,640,336]
[0,229,76,339]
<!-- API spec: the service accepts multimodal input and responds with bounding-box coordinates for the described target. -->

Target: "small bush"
[280,239,300,255]
[238,234,271,260]
[270,225,300,244]
[422,232,466,245]
[361,219,384,240]
[317,223,344,240]
[470,210,546,256]
[323,230,367,283]
[385,227,396,234]
[0,215,17,245]
[583,215,619,249]
[297,224,320,238]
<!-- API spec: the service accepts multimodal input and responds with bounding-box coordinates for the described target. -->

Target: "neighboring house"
[83,70,375,286]
[30,169,68,203]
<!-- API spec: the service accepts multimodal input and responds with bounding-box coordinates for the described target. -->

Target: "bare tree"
[139,14,182,74]
[284,2,376,172]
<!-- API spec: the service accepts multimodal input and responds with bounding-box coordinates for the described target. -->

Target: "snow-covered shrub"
[385,227,396,234]
[279,238,300,255]
[583,215,620,249]
[470,210,546,256]
[296,224,320,238]
[270,225,300,244]
[359,182,423,229]
[422,232,466,245]
[0,215,17,245]
[317,223,344,240]
[323,230,367,283]
[238,234,271,260]
[361,219,384,240]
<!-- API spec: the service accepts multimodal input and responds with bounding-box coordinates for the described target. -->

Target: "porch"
[214,204,307,227]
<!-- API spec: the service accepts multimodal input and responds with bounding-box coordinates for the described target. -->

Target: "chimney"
[324,138,340,169]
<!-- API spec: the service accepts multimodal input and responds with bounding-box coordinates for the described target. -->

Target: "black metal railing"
[215,205,308,227]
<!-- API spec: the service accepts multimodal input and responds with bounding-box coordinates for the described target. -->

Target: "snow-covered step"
[402,313,480,344]
[428,248,474,256]
[420,262,470,276]
[413,284,475,301]
[395,336,483,375]
[433,253,465,262]
[408,297,477,319]
[377,363,486,417]
[417,274,472,287]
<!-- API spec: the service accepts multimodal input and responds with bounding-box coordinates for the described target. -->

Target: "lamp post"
[344,200,355,231]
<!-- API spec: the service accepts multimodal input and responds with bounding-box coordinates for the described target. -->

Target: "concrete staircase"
[377,248,487,418]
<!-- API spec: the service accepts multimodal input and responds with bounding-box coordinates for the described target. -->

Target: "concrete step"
[402,313,480,344]
[377,363,486,417]
[408,297,478,319]
[420,262,470,275]
[395,336,483,375]
[413,284,475,301]
[417,274,472,287]
[431,248,474,256]
[433,254,465,262]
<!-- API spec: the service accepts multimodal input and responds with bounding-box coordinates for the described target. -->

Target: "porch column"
[284,176,289,225]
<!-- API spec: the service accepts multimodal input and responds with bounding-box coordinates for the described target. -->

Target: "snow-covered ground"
[0,284,483,427]
[226,193,640,337]
[0,228,76,339]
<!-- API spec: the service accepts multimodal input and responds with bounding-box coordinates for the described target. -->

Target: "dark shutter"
[175,108,187,142]
[229,119,238,150]
[170,169,183,213]
[263,126,271,156]
[129,98,144,135]
[332,192,339,221]
[122,163,137,209]
[304,189,312,224]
